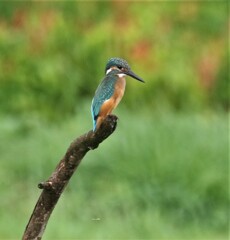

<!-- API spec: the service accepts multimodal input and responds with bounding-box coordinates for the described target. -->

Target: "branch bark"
[22,115,118,240]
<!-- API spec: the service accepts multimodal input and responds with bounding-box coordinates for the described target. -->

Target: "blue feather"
[91,99,97,131]
[91,70,119,131]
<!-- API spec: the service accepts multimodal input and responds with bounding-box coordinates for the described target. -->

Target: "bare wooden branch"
[22,115,118,240]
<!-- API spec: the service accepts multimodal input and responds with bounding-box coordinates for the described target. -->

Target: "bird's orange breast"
[96,76,126,129]
[112,76,126,108]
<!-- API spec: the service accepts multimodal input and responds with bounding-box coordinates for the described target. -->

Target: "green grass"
[0,107,229,239]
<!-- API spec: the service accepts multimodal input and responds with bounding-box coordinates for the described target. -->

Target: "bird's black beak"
[126,70,145,83]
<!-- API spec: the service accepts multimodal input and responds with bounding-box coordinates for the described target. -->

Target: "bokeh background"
[0,1,229,239]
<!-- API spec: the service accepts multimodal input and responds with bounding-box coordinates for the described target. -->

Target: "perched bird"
[91,57,144,131]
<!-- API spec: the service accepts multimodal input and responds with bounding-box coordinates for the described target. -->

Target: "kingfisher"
[91,57,144,131]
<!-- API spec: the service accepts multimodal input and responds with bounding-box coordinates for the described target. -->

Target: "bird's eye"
[118,65,122,70]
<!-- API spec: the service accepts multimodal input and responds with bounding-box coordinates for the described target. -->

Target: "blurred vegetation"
[0,1,229,239]
[0,1,229,120]
[0,108,229,239]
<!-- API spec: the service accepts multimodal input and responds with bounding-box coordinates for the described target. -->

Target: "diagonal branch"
[22,115,118,240]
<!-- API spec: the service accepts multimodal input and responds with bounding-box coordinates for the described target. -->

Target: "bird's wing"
[91,74,117,130]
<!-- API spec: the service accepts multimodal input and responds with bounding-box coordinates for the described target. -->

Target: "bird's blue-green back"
[91,69,119,131]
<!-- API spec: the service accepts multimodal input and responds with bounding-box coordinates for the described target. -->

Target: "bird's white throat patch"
[117,73,126,78]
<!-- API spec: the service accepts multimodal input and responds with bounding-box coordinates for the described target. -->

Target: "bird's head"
[105,57,144,83]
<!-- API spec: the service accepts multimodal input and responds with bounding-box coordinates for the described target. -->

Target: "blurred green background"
[0,1,229,239]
